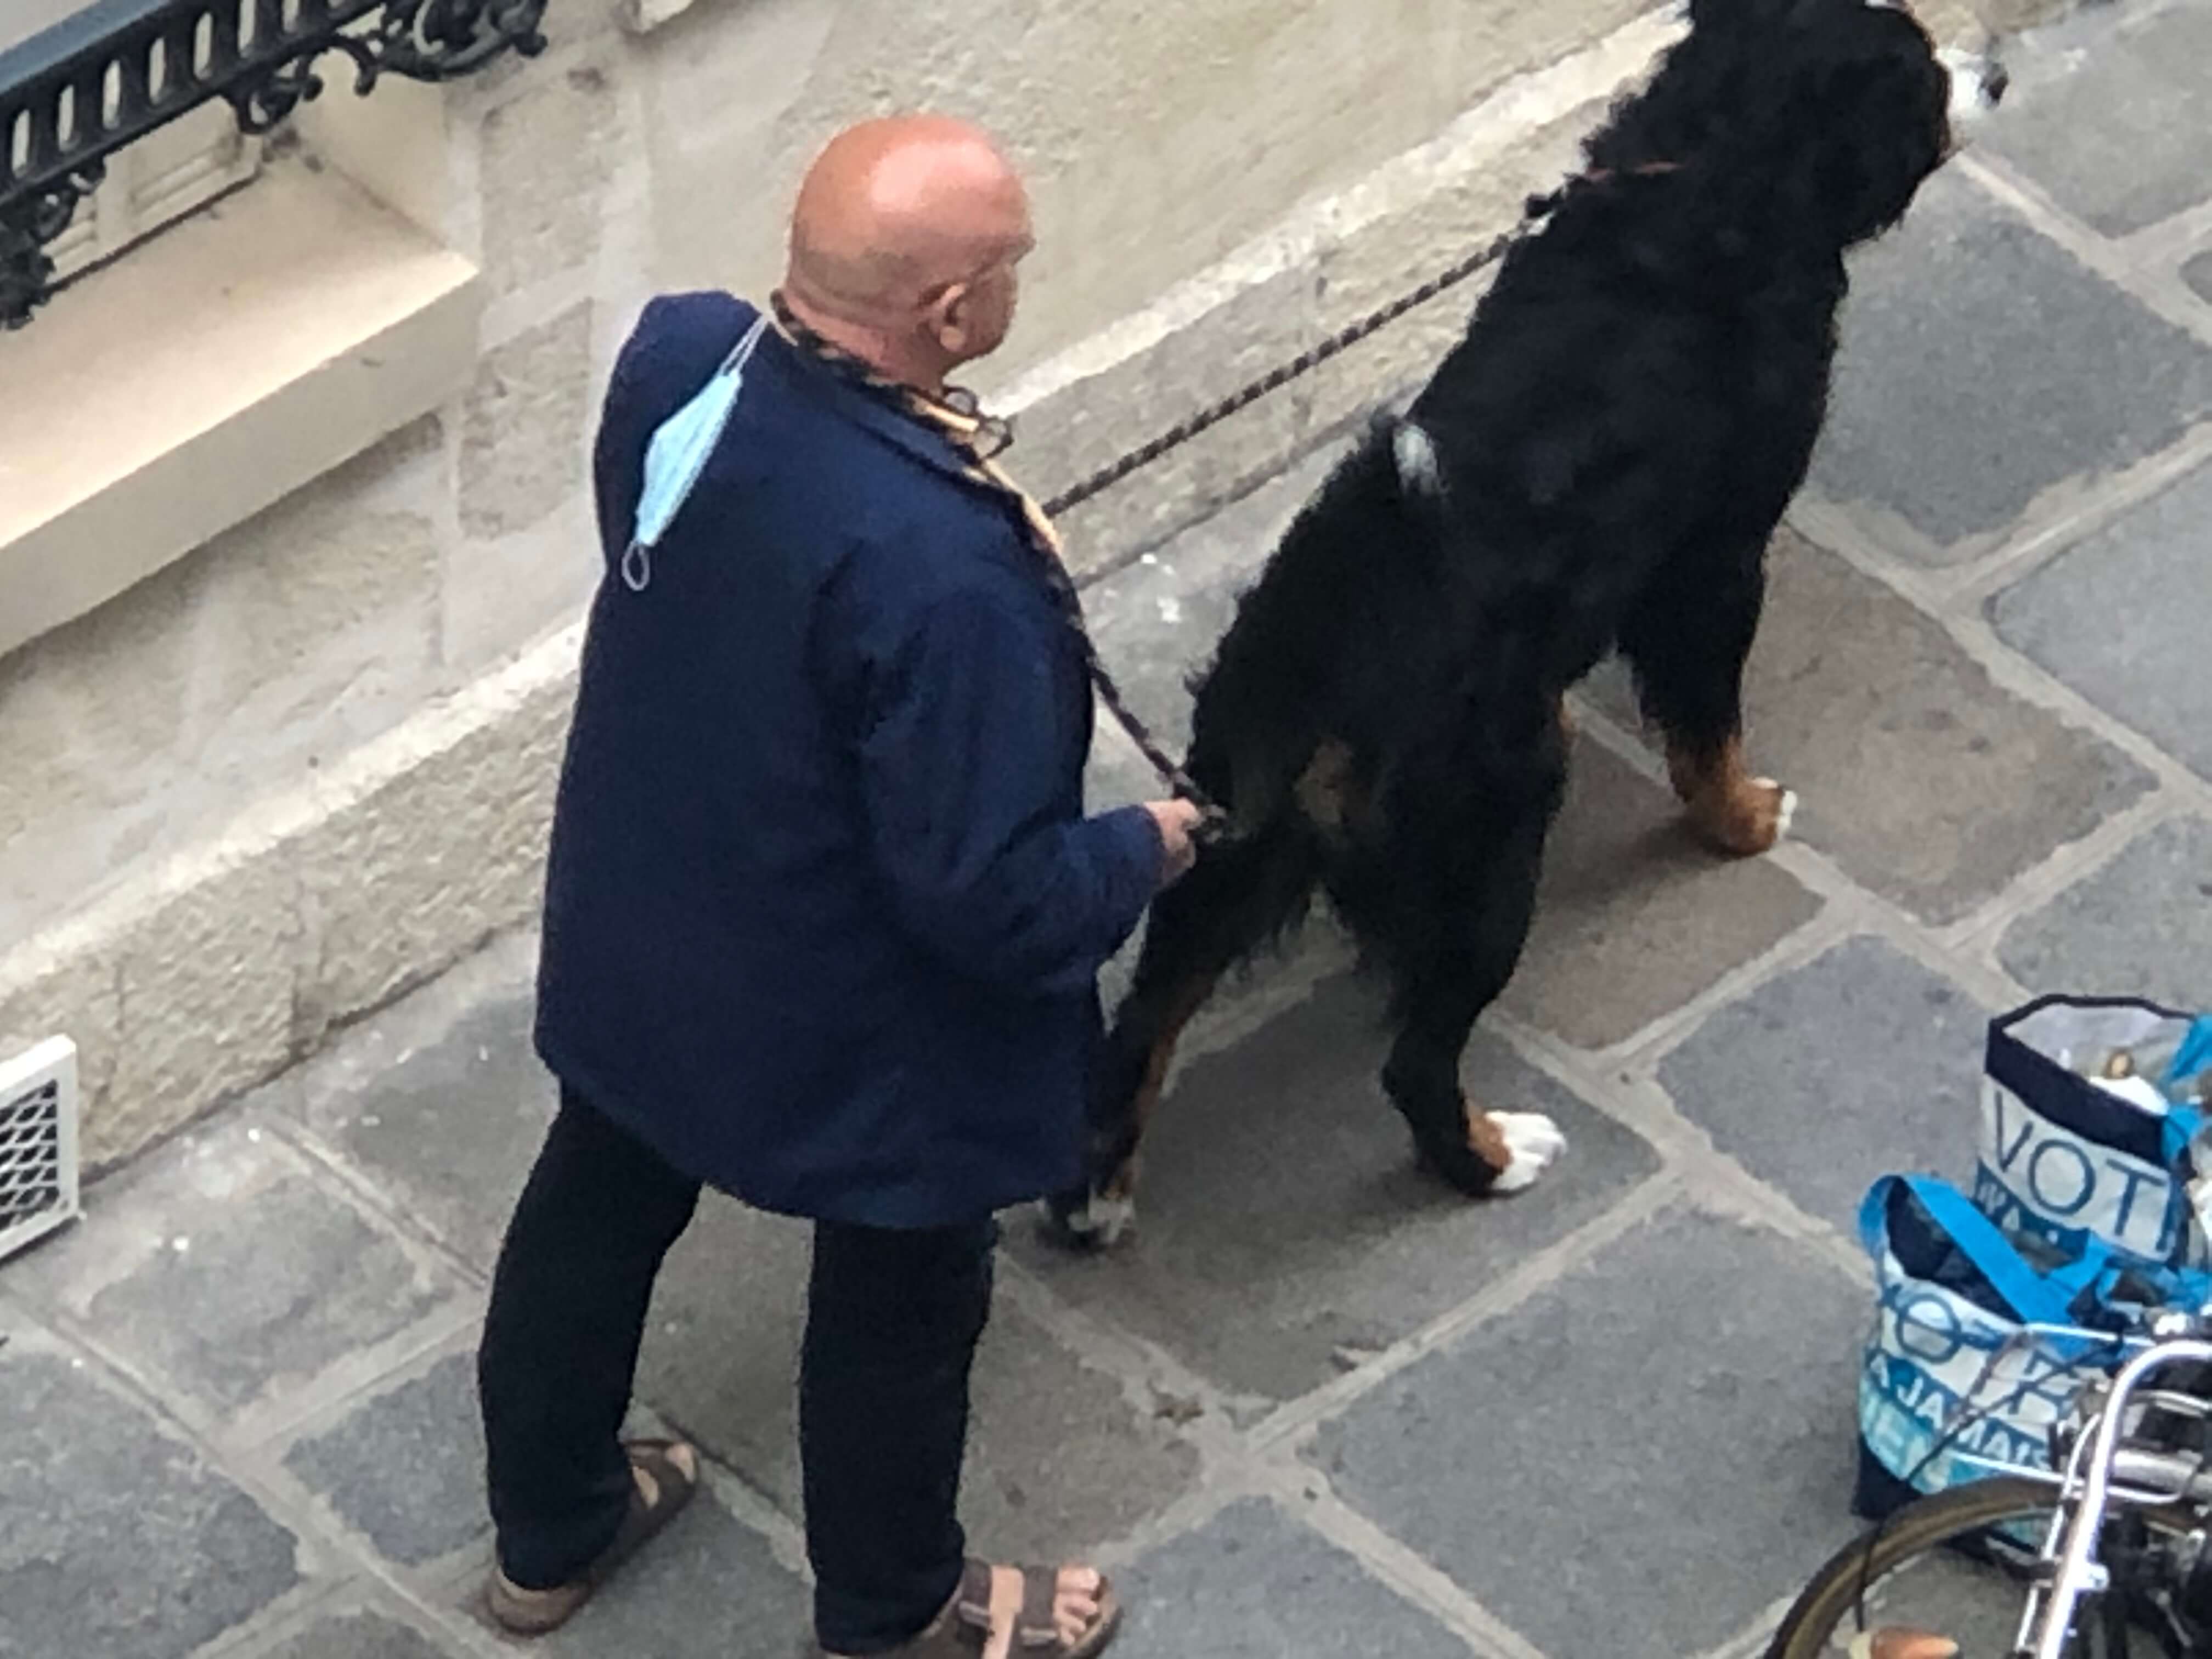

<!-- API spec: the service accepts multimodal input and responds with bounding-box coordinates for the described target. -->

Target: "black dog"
[1051,0,2000,1246]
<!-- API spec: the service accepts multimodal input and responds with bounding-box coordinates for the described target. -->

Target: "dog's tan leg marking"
[1666,734,1794,856]
[1464,1107,1514,1170]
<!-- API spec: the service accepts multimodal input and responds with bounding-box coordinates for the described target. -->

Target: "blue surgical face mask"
[620,313,772,592]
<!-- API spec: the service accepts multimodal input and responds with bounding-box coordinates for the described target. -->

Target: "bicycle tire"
[1767,1477,2197,1659]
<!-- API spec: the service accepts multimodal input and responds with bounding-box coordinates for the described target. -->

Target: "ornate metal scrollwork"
[380,0,552,80]
[0,0,549,328]
[225,34,375,135]
[0,163,104,330]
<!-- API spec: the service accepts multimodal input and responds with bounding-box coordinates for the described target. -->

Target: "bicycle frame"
[2010,1336,2212,1659]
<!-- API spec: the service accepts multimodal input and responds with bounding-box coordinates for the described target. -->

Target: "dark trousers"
[478,1087,996,1653]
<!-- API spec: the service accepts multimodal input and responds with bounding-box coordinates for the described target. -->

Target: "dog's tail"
[1384,415,1449,532]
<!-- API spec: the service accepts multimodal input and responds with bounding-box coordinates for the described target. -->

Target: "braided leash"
[1041,229,1518,521]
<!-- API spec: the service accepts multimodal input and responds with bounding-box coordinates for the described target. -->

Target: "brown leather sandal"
[484,1438,700,1637]
[825,1559,1124,1657]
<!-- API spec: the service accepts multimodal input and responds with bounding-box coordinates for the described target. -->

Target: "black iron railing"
[0,0,548,328]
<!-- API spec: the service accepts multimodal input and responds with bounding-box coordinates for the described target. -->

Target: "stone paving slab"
[633,1192,810,1501]
[636,1192,1204,1565]
[1990,456,2212,786]
[1810,169,2212,563]
[1501,736,1822,1048]
[1998,815,2212,1009]
[1741,530,2153,923]
[1589,528,2155,925]
[1981,0,2212,238]
[0,1317,304,1659]
[239,1598,461,1659]
[288,992,556,1278]
[1009,969,1660,1403]
[1310,1204,1866,1658]
[950,1292,1206,1561]
[2188,250,2212,307]
[510,1478,811,1659]
[1114,1498,1471,1659]
[5,1116,461,1426]
[283,1348,488,1570]
[1743,528,2141,924]
[1657,935,1994,1234]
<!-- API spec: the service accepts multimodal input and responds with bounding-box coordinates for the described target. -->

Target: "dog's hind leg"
[1365,807,1568,1197]
[1617,541,1795,857]
[1043,822,1319,1250]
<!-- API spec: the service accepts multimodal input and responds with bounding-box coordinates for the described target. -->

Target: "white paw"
[1938,44,2008,124]
[1486,1111,1567,1194]
[1753,778,1799,843]
[1058,1192,1136,1248]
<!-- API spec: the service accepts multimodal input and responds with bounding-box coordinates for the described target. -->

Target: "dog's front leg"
[1666,735,1796,856]
[1618,543,1795,857]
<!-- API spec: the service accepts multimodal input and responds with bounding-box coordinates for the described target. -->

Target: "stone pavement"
[7,5,2212,1655]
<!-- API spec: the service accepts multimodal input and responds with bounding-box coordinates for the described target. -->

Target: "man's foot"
[979,1564,1114,1659]
[1852,1630,1959,1659]
[822,1560,1122,1657]
[484,1439,699,1637]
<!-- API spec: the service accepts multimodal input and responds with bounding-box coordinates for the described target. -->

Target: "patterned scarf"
[769,291,1220,825]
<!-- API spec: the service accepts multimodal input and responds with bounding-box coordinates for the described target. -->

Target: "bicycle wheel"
[1767,1477,2199,1659]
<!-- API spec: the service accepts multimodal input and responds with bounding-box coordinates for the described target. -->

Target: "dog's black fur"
[1051,0,1960,1242]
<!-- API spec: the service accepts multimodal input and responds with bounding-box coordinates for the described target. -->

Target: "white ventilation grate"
[0,1037,80,1263]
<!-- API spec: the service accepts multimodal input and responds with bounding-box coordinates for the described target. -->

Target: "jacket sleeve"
[857,587,1165,996]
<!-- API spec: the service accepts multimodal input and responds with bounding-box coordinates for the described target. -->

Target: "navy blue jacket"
[535,293,1163,1227]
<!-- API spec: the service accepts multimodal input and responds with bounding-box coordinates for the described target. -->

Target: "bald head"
[782,116,1032,387]
[787,116,1029,322]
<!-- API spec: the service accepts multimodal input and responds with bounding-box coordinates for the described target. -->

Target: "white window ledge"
[0,159,483,662]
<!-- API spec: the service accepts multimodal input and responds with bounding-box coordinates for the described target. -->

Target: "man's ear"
[928,282,974,353]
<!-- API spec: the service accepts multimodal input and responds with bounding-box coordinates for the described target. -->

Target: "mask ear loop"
[622,313,772,593]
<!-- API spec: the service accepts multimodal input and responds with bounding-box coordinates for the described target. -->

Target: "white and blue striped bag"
[1855,1172,2122,1517]
[1974,997,2212,1273]
[1855,1001,2212,1519]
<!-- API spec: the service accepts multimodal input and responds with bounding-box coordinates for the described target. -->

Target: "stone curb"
[0,624,582,1171]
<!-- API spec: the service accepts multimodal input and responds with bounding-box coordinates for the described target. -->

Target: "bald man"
[474,117,1195,1657]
